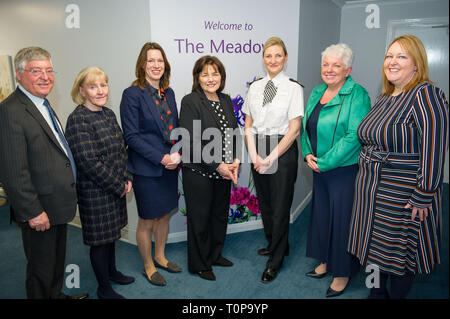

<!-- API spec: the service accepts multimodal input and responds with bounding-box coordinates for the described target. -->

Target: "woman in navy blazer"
[120,42,182,287]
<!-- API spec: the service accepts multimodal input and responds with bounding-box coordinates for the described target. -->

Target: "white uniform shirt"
[18,84,69,157]
[242,71,304,135]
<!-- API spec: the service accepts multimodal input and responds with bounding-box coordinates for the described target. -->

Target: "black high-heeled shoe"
[326,278,351,298]
[305,269,329,279]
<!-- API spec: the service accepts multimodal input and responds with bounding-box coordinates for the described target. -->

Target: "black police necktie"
[262,79,277,106]
[43,99,77,181]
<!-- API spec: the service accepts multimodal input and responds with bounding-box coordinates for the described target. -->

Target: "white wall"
[340,0,449,182]
[0,0,151,243]
[3,0,444,245]
[0,0,324,244]
[295,0,342,218]
[340,0,449,100]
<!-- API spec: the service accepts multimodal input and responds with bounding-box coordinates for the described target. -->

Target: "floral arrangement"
[228,186,260,224]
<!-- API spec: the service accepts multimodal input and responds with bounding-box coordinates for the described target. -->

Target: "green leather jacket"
[300,76,371,172]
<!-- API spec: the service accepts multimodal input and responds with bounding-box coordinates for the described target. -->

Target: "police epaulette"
[289,78,304,87]
[248,77,263,87]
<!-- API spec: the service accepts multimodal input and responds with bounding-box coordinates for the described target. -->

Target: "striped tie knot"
[262,80,277,106]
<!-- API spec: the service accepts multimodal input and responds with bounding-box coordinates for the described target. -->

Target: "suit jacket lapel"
[16,90,66,155]
[141,88,166,137]
[197,91,223,129]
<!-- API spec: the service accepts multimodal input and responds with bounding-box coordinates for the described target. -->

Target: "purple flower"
[231,94,246,127]
[245,194,260,215]
[230,186,251,205]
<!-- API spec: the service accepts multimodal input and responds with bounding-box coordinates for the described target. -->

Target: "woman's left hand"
[163,152,181,170]
[228,159,240,184]
[305,154,321,173]
[217,163,236,183]
[254,156,272,174]
[405,203,431,221]
[121,181,133,198]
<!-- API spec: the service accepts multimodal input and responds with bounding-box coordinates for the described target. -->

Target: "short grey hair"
[321,43,354,69]
[14,46,52,73]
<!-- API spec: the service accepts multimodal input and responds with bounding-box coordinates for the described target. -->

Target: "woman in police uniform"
[242,36,304,283]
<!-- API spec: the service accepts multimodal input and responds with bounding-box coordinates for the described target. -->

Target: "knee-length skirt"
[133,169,179,220]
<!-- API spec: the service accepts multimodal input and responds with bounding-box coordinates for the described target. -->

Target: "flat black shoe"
[154,260,182,273]
[97,288,125,299]
[305,269,329,279]
[257,248,270,256]
[367,288,390,299]
[109,271,135,285]
[66,292,89,299]
[213,256,233,267]
[258,247,288,257]
[198,270,216,281]
[261,268,277,283]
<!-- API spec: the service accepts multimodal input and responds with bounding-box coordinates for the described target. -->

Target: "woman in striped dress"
[348,35,449,299]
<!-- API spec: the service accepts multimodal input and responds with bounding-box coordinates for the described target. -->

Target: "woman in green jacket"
[300,43,371,297]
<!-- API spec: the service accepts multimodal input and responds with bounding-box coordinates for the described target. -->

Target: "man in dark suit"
[0,47,88,299]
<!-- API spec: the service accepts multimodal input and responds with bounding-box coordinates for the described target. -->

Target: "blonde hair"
[71,66,108,105]
[263,36,288,56]
[382,34,432,95]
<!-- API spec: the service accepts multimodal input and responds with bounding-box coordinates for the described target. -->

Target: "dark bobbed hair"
[191,55,226,94]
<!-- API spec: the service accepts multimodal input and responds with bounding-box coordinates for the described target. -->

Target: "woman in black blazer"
[179,56,240,281]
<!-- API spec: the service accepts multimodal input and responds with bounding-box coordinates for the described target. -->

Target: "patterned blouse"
[190,99,234,179]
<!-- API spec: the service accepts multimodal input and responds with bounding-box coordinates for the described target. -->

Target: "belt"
[361,146,420,166]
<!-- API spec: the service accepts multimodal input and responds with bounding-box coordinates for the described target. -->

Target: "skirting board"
[70,191,313,246]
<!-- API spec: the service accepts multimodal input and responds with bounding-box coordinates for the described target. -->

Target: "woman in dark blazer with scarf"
[66,66,134,299]
[179,55,240,281]
[120,42,182,287]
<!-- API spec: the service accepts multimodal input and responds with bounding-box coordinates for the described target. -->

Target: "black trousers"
[368,271,415,299]
[182,167,231,273]
[20,223,67,299]
[251,136,298,270]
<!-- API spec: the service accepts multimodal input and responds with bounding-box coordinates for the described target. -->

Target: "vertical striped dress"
[348,82,449,275]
